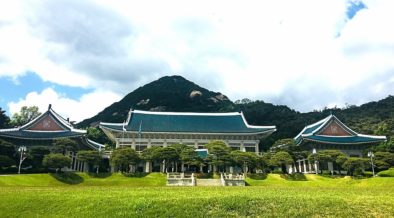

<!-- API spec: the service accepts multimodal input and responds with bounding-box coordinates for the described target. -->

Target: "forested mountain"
[77,76,235,127]
[76,75,393,150]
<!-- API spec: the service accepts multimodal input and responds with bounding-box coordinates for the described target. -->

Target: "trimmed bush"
[377,168,394,177]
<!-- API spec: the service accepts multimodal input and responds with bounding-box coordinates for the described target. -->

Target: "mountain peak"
[78,75,234,127]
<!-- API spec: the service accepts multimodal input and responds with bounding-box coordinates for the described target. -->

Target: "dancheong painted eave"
[294,114,386,145]
[99,110,276,135]
[0,104,86,140]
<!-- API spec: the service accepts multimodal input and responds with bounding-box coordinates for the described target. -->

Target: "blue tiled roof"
[0,130,85,140]
[294,115,386,145]
[304,135,385,144]
[100,110,276,134]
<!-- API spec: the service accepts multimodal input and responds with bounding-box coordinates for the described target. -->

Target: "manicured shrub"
[377,168,394,177]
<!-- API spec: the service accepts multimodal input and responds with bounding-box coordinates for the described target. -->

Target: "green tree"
[0,155,15,168]
[155,147,178,172]
[374,152,394,166]
[0,139,15,157]
[110,148,140,173]
[270,151,294,174]
[256,152,271,172]
[0,108,10,128]
[52,138,79,154]
[308,150,347,174]
[77,150,102,173]
[42,154,71,173]
[86,127,114,147]
[230,151,257,173]
[180,146,200,171]
[10,106,41,126]
[342,157,368,176]
[28,146,50,169]
[205,140,231,172]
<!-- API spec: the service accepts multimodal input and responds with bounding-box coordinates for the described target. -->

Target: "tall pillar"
[303,160,307,173]
[314,162,318,174]
[308,162,312,173]
[298,161,302,173]
[145,161,151,173]
[199,164,203,173]
[229,166,234,174]
[240,141,245,152]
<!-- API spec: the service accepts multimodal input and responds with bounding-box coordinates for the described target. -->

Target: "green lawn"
[0,173,393,217]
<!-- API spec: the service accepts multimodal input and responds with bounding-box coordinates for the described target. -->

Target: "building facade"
[0,105,104,172]
[292,114,386,174]
[100,110,276,172]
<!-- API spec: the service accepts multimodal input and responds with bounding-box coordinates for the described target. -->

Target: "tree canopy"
[0,108,10,128]
[110,148,140,172]
[10,106,41,127]
[42,154,71,173]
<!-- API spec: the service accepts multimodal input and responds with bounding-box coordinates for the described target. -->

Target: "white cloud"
[8,88,121,122]
[0,0,393,115]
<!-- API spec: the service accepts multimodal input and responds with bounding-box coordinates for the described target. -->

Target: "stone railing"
[167,173,195,186]
[221,173,245,186]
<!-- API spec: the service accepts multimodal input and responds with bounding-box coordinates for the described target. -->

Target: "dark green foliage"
[86,127,114,147]
[28,146,50,168]
[50,172,84,184]
[180,146,200,166]
[270,151,294,173]
[77,150,102,172]
[205,140,232,172]
[42,154,72,173]
[342,157,368,176]
[230,151,258,173]
[0,108,10,128]
[110,148,140,172]
[0,139,15,157]
[375,152,394,166]
[10,106,41,127]
[0,155,15,168]
[52,138,79,154]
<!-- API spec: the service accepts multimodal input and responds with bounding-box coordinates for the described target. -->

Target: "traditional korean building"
[100,109,276,172]
[292,114,386,173]
[0,105,104,171]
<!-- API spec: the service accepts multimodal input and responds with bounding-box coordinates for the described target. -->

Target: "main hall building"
[100,110,276,154]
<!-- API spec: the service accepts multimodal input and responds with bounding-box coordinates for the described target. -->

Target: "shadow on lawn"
[280,173,307,181]
[50,172,84,185]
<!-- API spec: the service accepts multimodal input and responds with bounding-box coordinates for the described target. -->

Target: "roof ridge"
[132,110,241,116]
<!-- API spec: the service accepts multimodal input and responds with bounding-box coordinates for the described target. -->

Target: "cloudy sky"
[0,0,393,122]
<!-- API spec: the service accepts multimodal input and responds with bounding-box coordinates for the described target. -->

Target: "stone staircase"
[196,179,223,186]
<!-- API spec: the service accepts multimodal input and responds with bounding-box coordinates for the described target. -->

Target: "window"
[245,147,256,152]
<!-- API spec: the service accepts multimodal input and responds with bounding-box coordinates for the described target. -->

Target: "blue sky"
[0,72,90,110]
[0,0,393,122]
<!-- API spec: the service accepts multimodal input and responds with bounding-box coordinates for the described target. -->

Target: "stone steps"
[196,179,223,186]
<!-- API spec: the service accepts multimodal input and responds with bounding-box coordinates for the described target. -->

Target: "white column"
[73,157,77,170]
[145,161,151,173]
[240,141,245,152]
[314,162,318,174]
[230,166,234,174]
[199,164,203,173]
[308,162,312,173]
[303,159,307,173]
[298,160,302,173]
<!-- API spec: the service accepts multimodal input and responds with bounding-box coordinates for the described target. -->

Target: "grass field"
[0,173,393,217]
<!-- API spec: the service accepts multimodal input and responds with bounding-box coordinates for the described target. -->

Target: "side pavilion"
[293,114,386,174]
[0,104,104,171]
